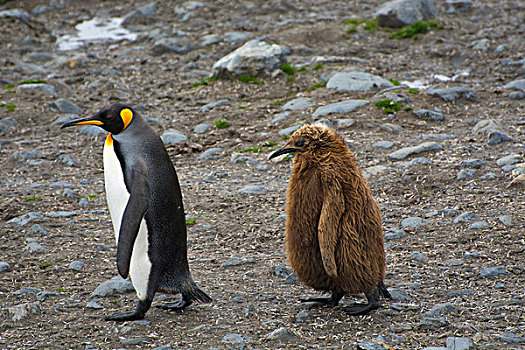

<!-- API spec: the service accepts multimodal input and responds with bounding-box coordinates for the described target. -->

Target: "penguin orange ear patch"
[120,108,133,130]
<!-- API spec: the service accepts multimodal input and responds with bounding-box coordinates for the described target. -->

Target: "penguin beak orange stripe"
[60,117,104,129]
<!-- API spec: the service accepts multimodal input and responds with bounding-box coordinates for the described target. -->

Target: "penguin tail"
[180,279,212,304]
[378,281,392,300]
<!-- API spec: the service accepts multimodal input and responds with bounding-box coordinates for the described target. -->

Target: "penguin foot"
[341,302,379,316]
[156,297,193,311]
[104,310,145,322]
[299,291,344,307]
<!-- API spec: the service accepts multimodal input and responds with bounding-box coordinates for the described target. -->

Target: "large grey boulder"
[375,0,438,28]
[211,39,290,78]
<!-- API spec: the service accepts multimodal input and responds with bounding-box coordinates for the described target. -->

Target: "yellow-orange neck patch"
[120,108,133,131]
[105,133,114,146]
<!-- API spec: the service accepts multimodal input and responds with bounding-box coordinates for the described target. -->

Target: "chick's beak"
[268,147,298,160]
[60,116,103,129]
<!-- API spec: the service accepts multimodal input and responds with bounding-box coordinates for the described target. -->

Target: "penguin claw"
[104,310,145,321]
[155,298,192,311]
[341,302,379,316]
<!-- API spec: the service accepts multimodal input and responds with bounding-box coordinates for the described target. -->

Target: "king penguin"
[61,103,212,321]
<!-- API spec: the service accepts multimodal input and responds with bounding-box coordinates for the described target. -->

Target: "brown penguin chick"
[269,124,391,315]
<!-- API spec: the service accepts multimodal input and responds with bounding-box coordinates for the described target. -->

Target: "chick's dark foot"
[155,297,192,311]
[104,310,145,321]
[299,291,344,307]
[342,302,379,315]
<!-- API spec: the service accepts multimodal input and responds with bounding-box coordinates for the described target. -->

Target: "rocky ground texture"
[1,0,524,349]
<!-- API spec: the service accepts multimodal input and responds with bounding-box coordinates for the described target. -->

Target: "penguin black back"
[62,103,211,321]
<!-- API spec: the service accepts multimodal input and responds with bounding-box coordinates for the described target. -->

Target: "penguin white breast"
[103,136,151,300]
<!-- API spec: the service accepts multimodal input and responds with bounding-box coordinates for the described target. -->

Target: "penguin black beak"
[268,147,298,160]
[61,116,104,129]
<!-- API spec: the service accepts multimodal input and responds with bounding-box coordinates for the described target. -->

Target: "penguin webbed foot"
[104,309,145,322]
[299,291,344,307]
[342,289,381,316]
[156,296,192,311]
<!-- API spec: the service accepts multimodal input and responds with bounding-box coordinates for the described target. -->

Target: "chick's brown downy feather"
[271,124,390,314]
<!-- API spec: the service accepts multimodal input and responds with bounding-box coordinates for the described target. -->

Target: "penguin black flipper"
[117,165,150,279]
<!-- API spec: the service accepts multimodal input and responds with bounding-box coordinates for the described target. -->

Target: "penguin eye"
[295,139,305,147]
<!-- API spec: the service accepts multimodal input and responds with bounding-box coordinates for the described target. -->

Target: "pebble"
[13,287,41,295]
[462,159,486,168]
[36,291,59,302]
[456,168,476,180]
[62,189,78,199]
[160,129,188,145]
[24,242,48,253]
[282,97,315,111]
[326,71,394,92]
[284,273,299,285]
[8,302,42,321]
[453,212,477,223]
[401,217,430,229]
[274,264,293,277]
[334,118,355,128]
[503,79,525,92]
[388,288,410,301]
[120,337,152,346]
[508,91,525,99]
[443,259,464,266]
[472,119,512,145]
[86,299,104,309]
[498,215,512,226]
[27,223,47,236]
[375,0,437,28]
[312,99,369,118]
[496,154,521,166]
[151,37,194,56]
[238,185,266,195]
[479,266,506,278]
[426,302,457,316]
[91,276,134,297]
[271,112,289,123]
[414,109,444,121]
[0,261,10,272]
[373,141,394,149]
[397,157,430,168]
[266,327,296,341]
[48,98,83,114]
[16,83,57,97]
[6,212,43,226]
[231,153,259,164]
[200,33,222,47]
[221,257,255,267]
[193,123,211,134]
[384,228,405,240]
[46,211,78,218]
[472,38,490,52]
[278,125,301,136]
[201,99,230,113]
[446,337,474,350]
[198,147,222,160]
[69,260,84,272]
[295,310,311,323]
[358,340,394,350]
[0,117,17,134]
[221,333,249,345]
[419,316,450,329]
[428,87,476,102]
[211,39,288,78]
[362,165,388,179]
[224,31,250,43]
[0,9,31,23]
[388,142,442,160]
[78,198,89,208]
[79,125,105,137]
[13,150,40,162]
[468,221,488,229]
[410,252,427,262]
[496,333,525,344]
[121,2,157,26]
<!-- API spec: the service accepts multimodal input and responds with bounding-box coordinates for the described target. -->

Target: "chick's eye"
[295,139,305,147]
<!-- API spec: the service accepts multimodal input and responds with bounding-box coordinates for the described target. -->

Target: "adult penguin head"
[61,103,135,135]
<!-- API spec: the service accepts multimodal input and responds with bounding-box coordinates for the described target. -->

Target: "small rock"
[358,340,395,350]
[221,333,248,345]
[221,257,255,267]
[508,91,525,100]
[266,327,296,342]
[121,2,157,26]
[48,98,83,114]
[198,147,222,160]
[211,39,289,78]
[326,71,394,92]
[496,154,522,166]
[0,9,31,23]
[80,125,105,137]
[462,159,486,168]
[446,337,474,350]
[428,87,476,102]
[91,276,134,297]
[200,33,222,47]
[295,310,311,323]
[0,262,10,272]
[498,215,512,226]
[426,302,457,316]
[224,31,250,43]
[479,266,507,278]
[238,185,266,195]
[24,242,48,253]
[12,150,40,162]
[453,212,477,224]
[282,97,315,111]
[57,154,78,167]
[78,198,89,208]
[388,142,442,160]
[312,99,369,118]
[443,259,464,266]
[16,84,57,97]
[151,37,194,56]
[274,264,293,277]
[472,119,512,145]
[8,302,42,321]
[36,291,59,302]
[456,168,476,180]
[201,99,230,113]
[472,38,490,52]
[401,217,430,229]
[373,141,394,149]
[419,316,450,329]
[410,251,427,262]
[504,79,525,92]
[86,299,104,309]
[271,112,289,123]
[469,221,488,229]
[69,260,84,272]
[375,0,438,28]
[278,125,301,136]
[193,123,211,134]
[388,288,410,301]
[46,211,77,218]
[13,287,41,295]
[62,189,78,199]
[120,337,153,346]
[496,333,525,344]
[384,228,405,240]
[0,117,17,134]
[160,129,188,145]
[362,165,388,179]
[414,109,444,121]
[6,212,43,226]
[27,223,47,236]
[284,273,299,285]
